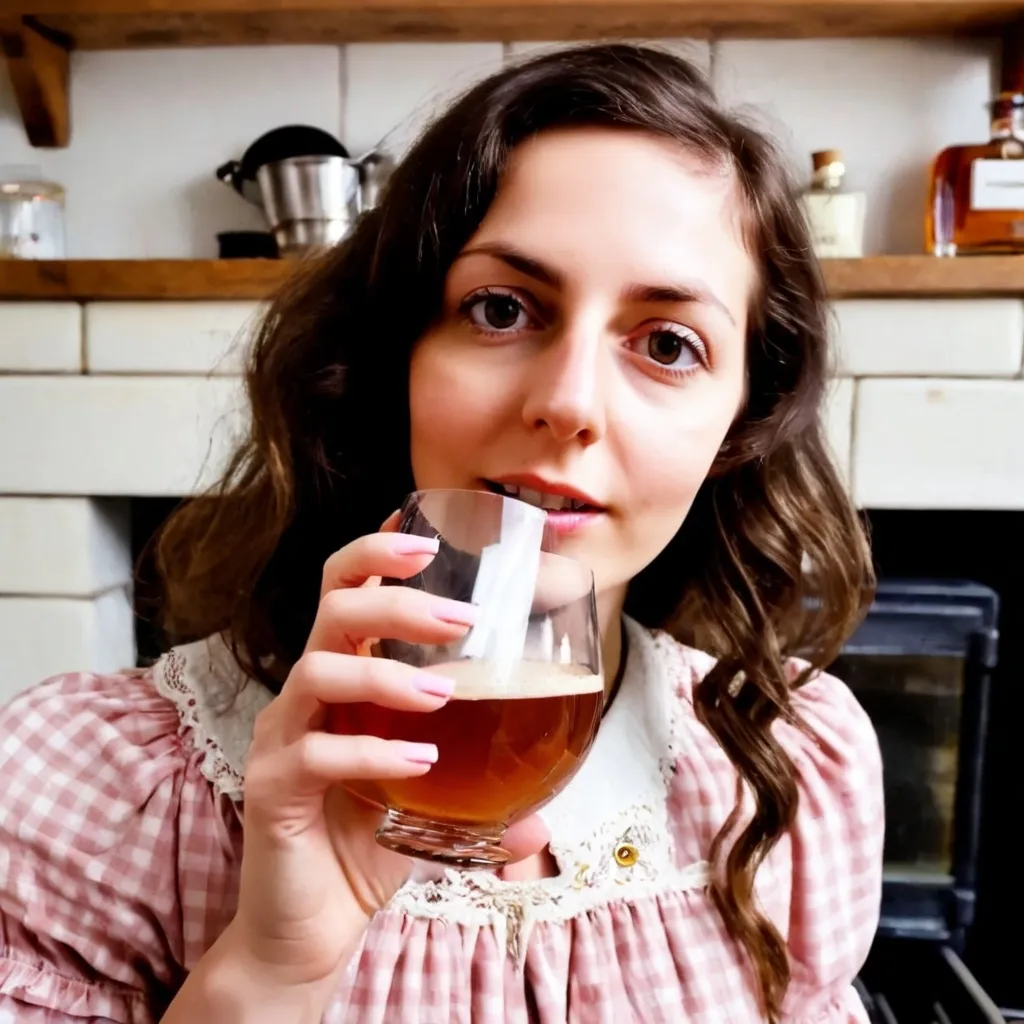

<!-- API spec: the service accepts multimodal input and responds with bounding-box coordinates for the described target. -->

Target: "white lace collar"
[152,633,274,801]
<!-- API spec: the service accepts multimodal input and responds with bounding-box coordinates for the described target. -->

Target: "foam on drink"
[427,658,602,700]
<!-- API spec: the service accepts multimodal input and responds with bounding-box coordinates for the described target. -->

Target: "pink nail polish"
[397,741,439,765]
[431,599,479,627]
[412,672,456,699]
[392,534,440,556]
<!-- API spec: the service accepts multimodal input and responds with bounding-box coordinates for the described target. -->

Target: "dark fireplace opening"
[863,510,1023,1013]
[128,499,1024,1011]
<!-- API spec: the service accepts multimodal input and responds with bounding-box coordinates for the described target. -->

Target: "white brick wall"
[85,301,260,375]
[345,43,503,157]
[0,304,82,372]
[0,590,135,699]
[712,37,997,255]
[0,36,1005,256]
[0,498,130,596]
[0,47,343,258]
[0,376,245,496]
[853,379,1024,509]
[824,377,855,486]
[833,300,1024,377]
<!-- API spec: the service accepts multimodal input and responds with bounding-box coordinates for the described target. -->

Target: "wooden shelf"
[13,1,1024,49]
[4,256,1024,302]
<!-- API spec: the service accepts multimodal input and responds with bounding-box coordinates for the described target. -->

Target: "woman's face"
[409,127,754,607]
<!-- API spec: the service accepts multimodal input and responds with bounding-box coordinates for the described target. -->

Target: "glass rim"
[400,486,596,585]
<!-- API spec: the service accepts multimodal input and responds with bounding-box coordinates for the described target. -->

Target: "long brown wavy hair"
[154,43,873,1020]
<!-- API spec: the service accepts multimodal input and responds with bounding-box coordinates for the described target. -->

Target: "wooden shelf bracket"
[0,16,71,148]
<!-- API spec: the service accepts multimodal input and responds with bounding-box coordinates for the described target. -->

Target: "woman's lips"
[540,508,603,536]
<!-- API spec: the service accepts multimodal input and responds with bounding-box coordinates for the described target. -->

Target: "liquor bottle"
[927,92,1024,256]
[799,150,867,259]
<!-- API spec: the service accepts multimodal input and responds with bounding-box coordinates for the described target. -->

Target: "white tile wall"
[0,46,343,258]
[0,498,131,596]
[344,43,503,158]
[0,376,246,496]
[86,301,261,374]
[853,378,1024,509]
[823,377,855,487]
[0,589,135,697]
[0,37,1004,257]
[713,37,998,254]
[833,300,1024,377]
[0,304,82,373]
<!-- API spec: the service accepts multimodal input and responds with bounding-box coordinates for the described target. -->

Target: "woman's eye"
[466,292,531,332]
[643,328,704,369]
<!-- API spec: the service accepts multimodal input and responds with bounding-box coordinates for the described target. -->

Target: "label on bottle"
[970,159,1024,211]
[800,193,866,258]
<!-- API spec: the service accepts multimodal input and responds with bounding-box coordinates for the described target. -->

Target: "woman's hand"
[222,524,550,992]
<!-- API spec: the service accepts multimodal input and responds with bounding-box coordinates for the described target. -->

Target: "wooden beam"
[0,17,70,147]
[16,0,1024,50]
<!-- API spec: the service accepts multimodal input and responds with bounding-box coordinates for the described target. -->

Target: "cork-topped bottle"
[799,149,867,259]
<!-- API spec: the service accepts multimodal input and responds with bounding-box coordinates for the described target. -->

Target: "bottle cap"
[812,149,843,170]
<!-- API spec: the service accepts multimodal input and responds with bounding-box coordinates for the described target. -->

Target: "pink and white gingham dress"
[0,618,884,1023]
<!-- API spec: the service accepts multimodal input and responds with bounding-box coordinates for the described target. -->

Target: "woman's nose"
[520,329,607,446]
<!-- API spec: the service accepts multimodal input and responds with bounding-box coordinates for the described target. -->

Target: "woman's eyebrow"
[455,242,735,326]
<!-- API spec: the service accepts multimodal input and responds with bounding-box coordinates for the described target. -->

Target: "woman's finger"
[501,815,553,865]
[320,530,438,597]
[272,651,455,740]
[246,732,438,812]
[306,585,477,655]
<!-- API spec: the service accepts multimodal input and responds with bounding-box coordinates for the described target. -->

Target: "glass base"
[375,810,510,868]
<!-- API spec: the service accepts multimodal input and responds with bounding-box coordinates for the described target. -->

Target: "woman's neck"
[597,586,628,700]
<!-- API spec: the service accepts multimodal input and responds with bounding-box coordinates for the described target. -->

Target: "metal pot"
[216,127,393,256]
[253,155,359,256]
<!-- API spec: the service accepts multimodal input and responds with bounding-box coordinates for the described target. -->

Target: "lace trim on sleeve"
[151,636,273,802]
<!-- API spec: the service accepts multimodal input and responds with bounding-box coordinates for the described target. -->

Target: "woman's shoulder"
[0,663,188,793]
[0,648,251,1019]
[639,624,883,853]
[644,624,880,774]
[0,633,273,799]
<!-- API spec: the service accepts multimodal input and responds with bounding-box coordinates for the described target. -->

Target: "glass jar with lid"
[0,166,66,259]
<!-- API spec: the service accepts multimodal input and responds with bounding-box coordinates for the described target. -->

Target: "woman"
[0,43,883,1023]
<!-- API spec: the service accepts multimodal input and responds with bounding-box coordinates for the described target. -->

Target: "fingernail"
[412,671,456,699]
[431,599,479,627]
[396,741,439,765]
[391,534,440,556]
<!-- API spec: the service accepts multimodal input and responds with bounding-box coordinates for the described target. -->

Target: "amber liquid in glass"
[331,660,603,826]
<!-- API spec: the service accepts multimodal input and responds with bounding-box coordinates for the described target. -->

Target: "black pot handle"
[215,159,245,194]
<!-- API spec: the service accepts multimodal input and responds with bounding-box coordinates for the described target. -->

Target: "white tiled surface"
[0,589,135,697]
[0,376,246,496]
[0,47,342,258]
[833,300,1024,378]
[823,377,855,487]
[713,37,997,254]
[0,304,82,373]
[0,38,1004,256]
[86,301,260,374]
[853,379,1024,509]
[0,498,131,597]
[344,43,503,157]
